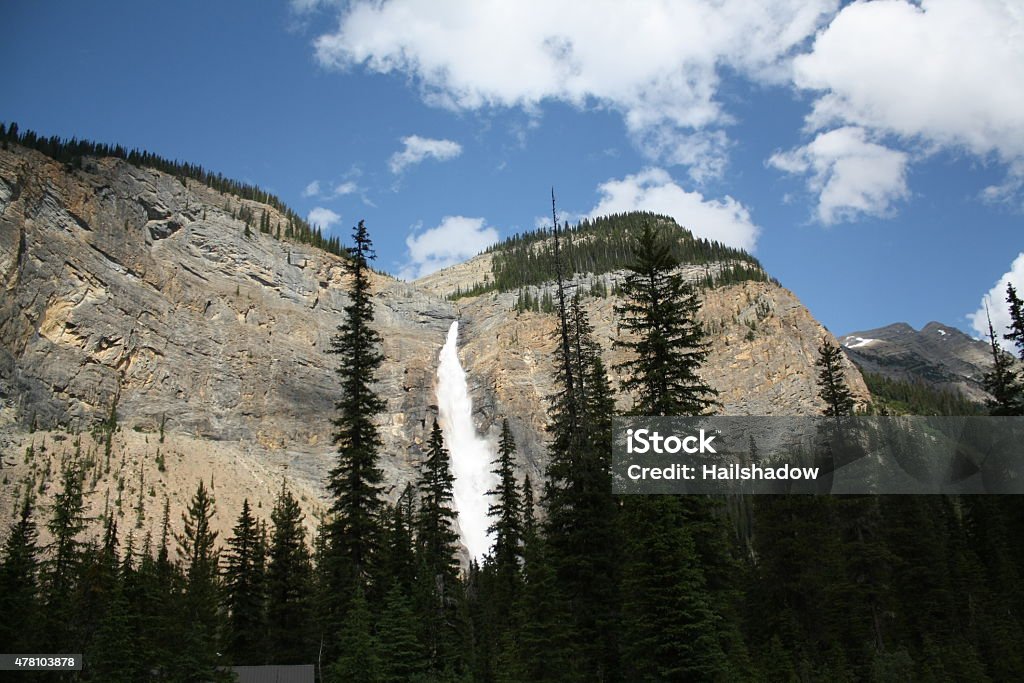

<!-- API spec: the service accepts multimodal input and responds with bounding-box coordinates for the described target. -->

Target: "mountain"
[0,139,867,545]
[840,321,994,404]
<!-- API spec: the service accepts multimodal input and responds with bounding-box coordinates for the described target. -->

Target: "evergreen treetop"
[416,419,460,584]
[487,419,523,572]
[816,336,856,417]
[1004,283,1024,361]
[328,220,386,579]
[267,484,315,665]
[982,307,1023,416]
[613,222,718,416]
[222,498,266,664]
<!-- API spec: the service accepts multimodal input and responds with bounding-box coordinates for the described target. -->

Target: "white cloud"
[291,0,339,13]
[634,128,732,185]
[307,207,341,230]
[792,0,1024,203]
[399,216,499,280]
[333,181,358,196]
[389,135,463,174]
[302,180,321,197]
[301,179,363,201]
[312,0,837,179]
[967,253,1024,353]
[981,161,1024,210]
[588,168,760,252]
[768,127,910,224]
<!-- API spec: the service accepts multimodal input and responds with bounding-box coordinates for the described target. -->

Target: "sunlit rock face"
[0,142,867,547]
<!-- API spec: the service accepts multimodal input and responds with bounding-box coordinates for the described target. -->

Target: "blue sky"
[4,0,1022,340]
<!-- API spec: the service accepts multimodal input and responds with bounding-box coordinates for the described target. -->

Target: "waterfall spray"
[436,320,497,561]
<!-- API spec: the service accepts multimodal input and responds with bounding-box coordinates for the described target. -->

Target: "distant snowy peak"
[840,321,994,403]
[922,321,955,339]
[841,336,881,349]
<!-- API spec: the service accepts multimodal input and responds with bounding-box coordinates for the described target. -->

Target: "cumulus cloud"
[768,127,910,224]
[399,216,500,280]
[302,180,321,198]
[981,161,1024,210]
[389,135,463,174]
[307,207,341,230]
[967,254,1024,352]
[333,181,358,196]
[301,178,363,201]
[790,0,1024,205]
[588,168,760,252]
[312,0,837,179]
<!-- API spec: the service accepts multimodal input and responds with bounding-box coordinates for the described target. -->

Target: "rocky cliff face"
[0,143,867,545]
[841,322,994,403]
[0,145,453,540]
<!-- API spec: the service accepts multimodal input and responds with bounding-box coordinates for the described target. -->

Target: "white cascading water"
[435,320,497,561]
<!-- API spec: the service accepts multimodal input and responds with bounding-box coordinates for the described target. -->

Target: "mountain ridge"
[0,139,866,549]
[840,320,994,404]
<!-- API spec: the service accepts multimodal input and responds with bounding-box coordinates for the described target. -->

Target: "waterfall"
[436,320,497,562]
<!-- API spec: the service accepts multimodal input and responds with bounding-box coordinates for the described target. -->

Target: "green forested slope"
[452,211,772,298]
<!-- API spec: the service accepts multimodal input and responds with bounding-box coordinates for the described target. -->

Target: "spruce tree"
[327,219,386,597]
[116,532,145,682]
[982,307,1023,415]
[80,514,122,636]
[613,222,717,416]
[222,498,266,664]
[377,584,427,682]
[414,419,462,674]
[42,460,87,650]
[549,190,581,449]
[514,524,577,682]
[521,474,535,539]
[416,419,460,585]
[329,585,381,683]
[134,499,180,677]
[1005,283,1024,360]
[266,484,315,665]
[816,336,856,417]
[175,480,222,679]
[486,418,523,619]
[620,495,728,680]
[86,518,135,683]
[377,484,417,595]
[542,293,620,680]
[613,221,750,677]
[0,494,40,652]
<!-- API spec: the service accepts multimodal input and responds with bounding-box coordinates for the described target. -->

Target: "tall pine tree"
[0,494,40,652]
[543,293,621,680]
[415,419,463,675]
[222,498,266,664]
[175,480,222,679]
[42,460,88,651]
[486,418,523,621]
[816,336,856,417]
[982,306,1023,415]
[1005,283,1024,360]
[613,222,717,416]
[327,219,385,567]
[266,484,315,665]
[323,219,387,653]
[613,220,750,678]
